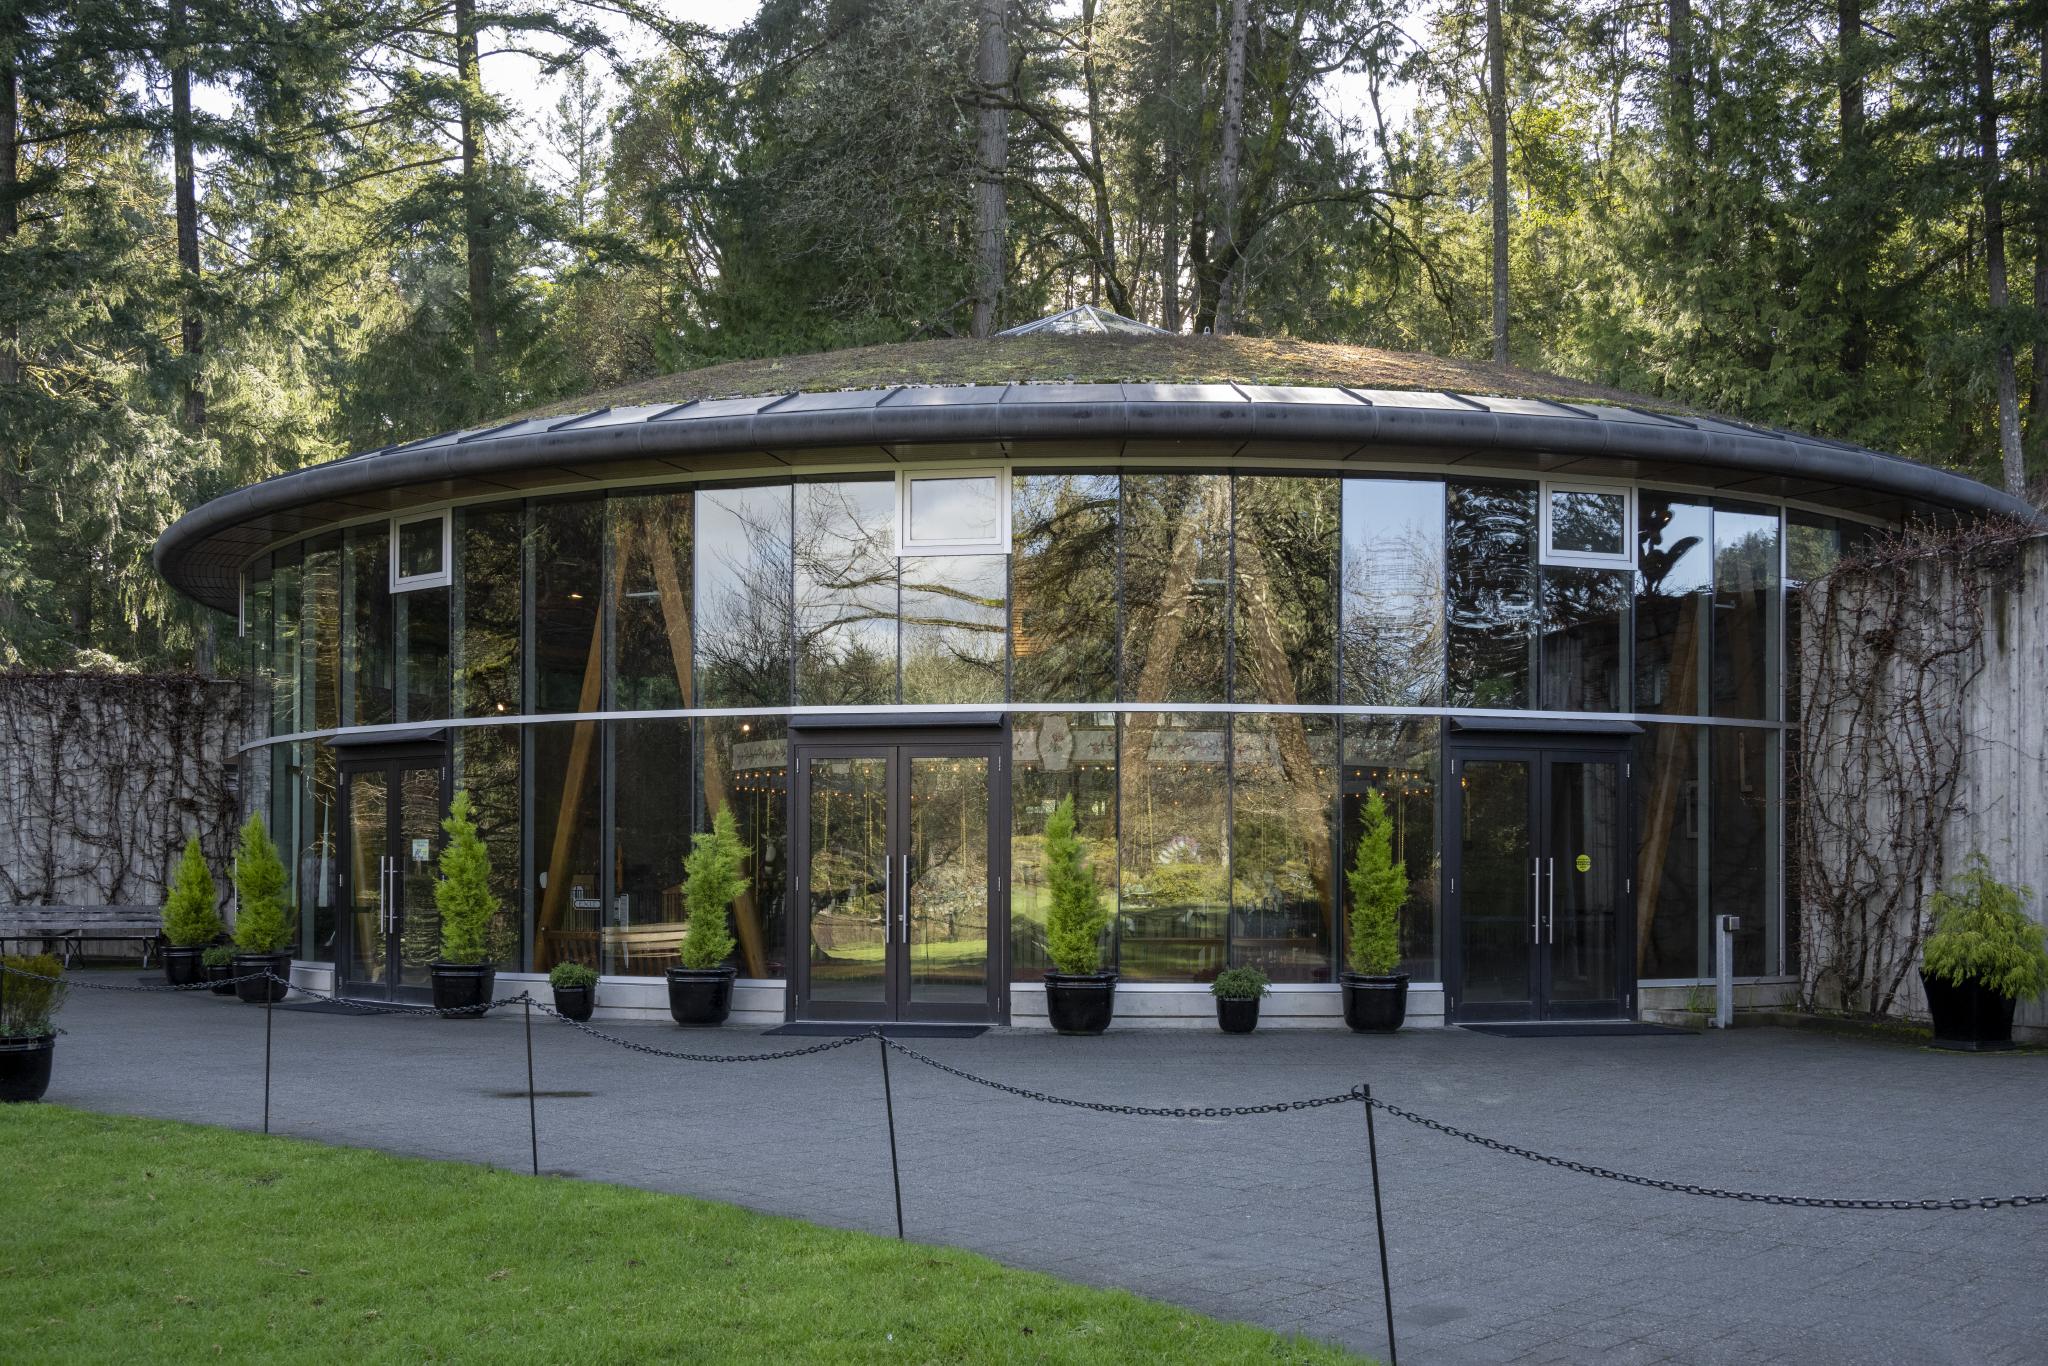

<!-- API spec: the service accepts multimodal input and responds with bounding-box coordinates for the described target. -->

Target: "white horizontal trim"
[240,702,1786,754]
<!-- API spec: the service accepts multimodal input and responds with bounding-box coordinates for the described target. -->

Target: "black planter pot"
[552,984,595,1023]
[431,962,497,1017]
[205,961,238,996]
[1216,995,1261,1034]
[1340,972,1409,1033]
[1043,971,1117,1035]
[161,945,207,987]
[232,951,292,1004]
[1921,970,2018,1052]
[0,1034,56,1103]
[667,966,736,1026]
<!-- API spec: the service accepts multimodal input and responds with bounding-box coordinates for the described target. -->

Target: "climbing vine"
[0,673,243,912]
[1793,520,2029,1019]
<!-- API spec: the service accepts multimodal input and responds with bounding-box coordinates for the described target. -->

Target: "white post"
[1714,914,1740,1029]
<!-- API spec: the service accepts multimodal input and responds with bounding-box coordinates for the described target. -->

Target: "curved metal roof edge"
[155,383,2043,613]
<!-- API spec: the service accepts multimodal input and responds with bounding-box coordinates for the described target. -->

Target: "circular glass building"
[155,324,2033,1026]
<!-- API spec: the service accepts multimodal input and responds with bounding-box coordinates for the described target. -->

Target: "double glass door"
[793,737,1005,1022]
[341,759,448,1001]
[1451,744,1629,1021]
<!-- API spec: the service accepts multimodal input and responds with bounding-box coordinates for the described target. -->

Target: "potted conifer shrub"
[1341,789,1409,1032]
[0,953,67,1103]
[1919,856,2048,1052]
[159,836,223,987]
[549,962,598,1022]
[668,806,745,1026]
[202,945,237,996]
[230,814,294,1004]
[1211,966,1270,1034]
[1042,796,1115,1034]
[431,791,500,1016]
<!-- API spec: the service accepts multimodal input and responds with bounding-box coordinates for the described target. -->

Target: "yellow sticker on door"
[1575,853,1591,873]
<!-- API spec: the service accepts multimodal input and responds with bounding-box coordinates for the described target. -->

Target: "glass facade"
[242,470,1806,992]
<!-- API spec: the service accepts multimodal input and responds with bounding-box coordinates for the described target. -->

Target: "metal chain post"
[523,993,539,1177]
[878,1030,905,1240]
[262,976,275,1135]
[1362,1084,1397,1366]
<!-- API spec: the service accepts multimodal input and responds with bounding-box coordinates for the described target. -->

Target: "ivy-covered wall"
[0,673,243,914]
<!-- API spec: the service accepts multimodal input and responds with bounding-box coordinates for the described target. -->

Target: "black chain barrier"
[527,998,878,1063]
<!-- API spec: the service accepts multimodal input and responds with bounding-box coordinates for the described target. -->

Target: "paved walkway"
[37,977,2048,1364]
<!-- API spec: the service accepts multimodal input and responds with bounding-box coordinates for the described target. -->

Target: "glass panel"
[304,536,341,732]
[532,721,602,973]
[1233,475,1338,705]
[1634,724,1703,978]
[1343,718,1441,979]
[695,485,793,708]
[454,726,521,968]
[397,516,444,579]
[1341,478,1446,707]
[795,480,898,705]
[455,505,523,718]
[609,719,692,976]
[395,766,443,988]
[1010,473,1118,703]
[807,755,891,1004]
[908,475,999,543]
[530,500,605,714]
[1635,492,1711,715]
[395,586,449,722]
[612,492,693,711]
[1711,728,1779,975]
[1458,759,1533,1005]
[1539,566,1630,711]
[248,563,274,737]
[346,769,388,984]
[1446,481,1537,708]
[1010,713,1118,978]
[301,741,340,962]
[908,755,990,1004]
[269,547,301,735]
[345,525,394,726]
[901,554,1005,703]
[1121,473,1228,704]
[270,742,302,951]
[1547,759,1622,1004]
[1230,713,1335,982]
[1712,502,1781,720]
[698,716,788,977]
[1118,712,1227,981]
[1549,489,1627,556]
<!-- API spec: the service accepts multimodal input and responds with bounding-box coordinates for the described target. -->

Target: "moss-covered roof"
[520,333,1679,419]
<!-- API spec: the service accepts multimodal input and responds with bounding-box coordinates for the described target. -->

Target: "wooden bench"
[0,905,163,967]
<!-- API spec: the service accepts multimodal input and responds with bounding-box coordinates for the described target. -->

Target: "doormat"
[276,999,432,1016]
[1461,1021,1695,1038]
[765,1023,988,1039]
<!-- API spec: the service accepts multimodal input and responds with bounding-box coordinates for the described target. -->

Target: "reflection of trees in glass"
[1232,476,1336,705]
[1445,481,1536,707]
[1121,474,1227,704]
[455,505,522,718]
[1342,718,1440,979]
[1118,713,1227,981]
[1633,492,1708,714]
[795,480,897,705]
[1341,479,1446,707]
[901,554,1004,703]
[1231,714,1334,982]
[529,499,605,715]
[269,553,302,733]
[346,526,394,726]
[1538,566,1631,710]
[1711,506,1780,721]
[1010,714,1117,977]
[1549,490,1626,555]
[694,485,793,708]
[1010,475,1117,703]
[456,726,522,966]
[699,716,786,977]
[611,493,692,710]
[304,536,342,732]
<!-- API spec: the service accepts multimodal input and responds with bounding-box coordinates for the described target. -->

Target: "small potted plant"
[159,836,223,987]
[1920,855,2048,1052]
[431,791,499,1017]
[202,945,238,996]
[1042,796,1115,1034]
[1211,965,1270,1034]
[0,953,67,1102]
[668,806,745,1026]
[230,814,294,1004]
[1341,789,1409,1032]
[549,961,598,1022]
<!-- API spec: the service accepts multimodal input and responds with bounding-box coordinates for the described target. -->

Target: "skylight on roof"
[995,305,1167,337]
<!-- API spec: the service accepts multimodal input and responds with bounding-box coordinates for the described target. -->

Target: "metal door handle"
[882,857,890,938]
[900,854,910,943]
[383,857,395,935]
[1547,856,1556,944]
[1531,858,1541,942]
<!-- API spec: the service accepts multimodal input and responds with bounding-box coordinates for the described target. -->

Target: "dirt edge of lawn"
[0,1104,1371,1365]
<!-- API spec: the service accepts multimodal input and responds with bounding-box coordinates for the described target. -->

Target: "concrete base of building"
[1008,982,1448,1030]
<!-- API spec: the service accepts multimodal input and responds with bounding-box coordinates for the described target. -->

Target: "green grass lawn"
[0,1106,1367,1364]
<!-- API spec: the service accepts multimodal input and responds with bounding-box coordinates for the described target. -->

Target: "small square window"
[896,466,1010,556]
[1541,481,1634,569]
[390,511,452,591]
